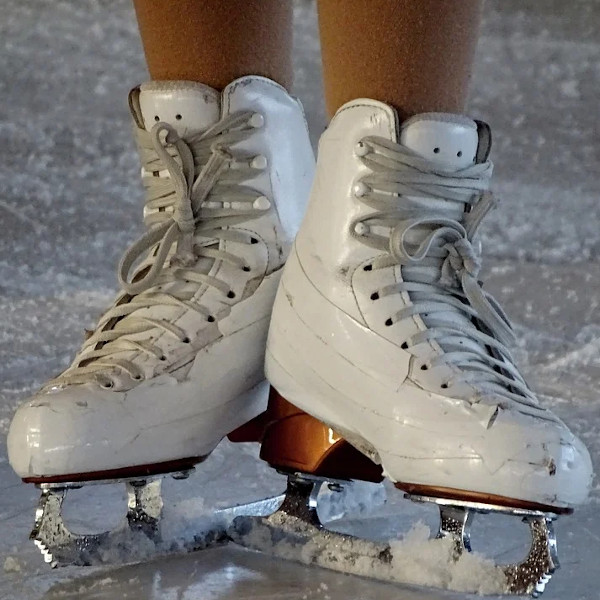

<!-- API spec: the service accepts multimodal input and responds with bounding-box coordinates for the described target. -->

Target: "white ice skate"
[7,76,315,567]
[230,101,594,596]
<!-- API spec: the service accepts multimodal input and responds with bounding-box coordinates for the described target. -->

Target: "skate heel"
[229,387,383,483]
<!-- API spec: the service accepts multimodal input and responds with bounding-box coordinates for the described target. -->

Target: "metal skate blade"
[229,476,559,597]
[32,478,165,567]
[31,470,286,568]
[215,494,285,520]
[230,510,395,574]
[408,494,559,597]
[229,475,394,585]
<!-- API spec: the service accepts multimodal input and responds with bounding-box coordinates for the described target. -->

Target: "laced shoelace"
[49,111,269,389]
[352,135,545,415]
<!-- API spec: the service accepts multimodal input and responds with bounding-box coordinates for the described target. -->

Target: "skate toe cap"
[380,400,593,510]
[7,384,125,479]
[542,428,592,506]
[6,377,257,480]
[476,407,593,508]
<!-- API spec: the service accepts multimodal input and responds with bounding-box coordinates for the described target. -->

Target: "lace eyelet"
[251,155,268,170]
[354,222,369,235]
[385,318,393,327]
[253,196,271,210]
[101,381,114,389]
[227,290,236,299]
[242,266,251,272]
[440,383,449,389]
[182,337,191,344]
[249,113,264,128]
[207,315,215,323]
[250,237,258,244]
[353,182,369,198]
[363,264,372,272]
[420,364,429,371]
[401,342,409,350]
[355,141,369,157]
[159,355,167,362]
[133,374,143,381]
[370,292,379,301]
[175,114,182,121]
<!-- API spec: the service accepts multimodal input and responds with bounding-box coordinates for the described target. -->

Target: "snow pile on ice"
[3,556,22,573]
[231,515,507,595]
[387,523,506,594]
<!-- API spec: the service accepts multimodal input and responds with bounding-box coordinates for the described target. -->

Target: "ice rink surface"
[0,1,599,598]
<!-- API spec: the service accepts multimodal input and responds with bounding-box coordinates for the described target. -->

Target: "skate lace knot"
[441,236,481,281]
[352,136,541,410]
[388,191,512,347]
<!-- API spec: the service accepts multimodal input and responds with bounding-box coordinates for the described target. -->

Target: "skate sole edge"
[22,455,207,485]
[394,481,573,515]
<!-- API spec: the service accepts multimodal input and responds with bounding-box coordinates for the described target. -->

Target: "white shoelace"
[353,135,546,416]
[49,112,269,389]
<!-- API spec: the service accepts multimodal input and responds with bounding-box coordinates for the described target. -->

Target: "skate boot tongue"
[133,80,221,136]
[399,112,485,171]
[394,112,492,236]
[394,112,490,254]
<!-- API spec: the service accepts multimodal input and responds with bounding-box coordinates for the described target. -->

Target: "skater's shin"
[317,0,483,120]
[132,0,293,90]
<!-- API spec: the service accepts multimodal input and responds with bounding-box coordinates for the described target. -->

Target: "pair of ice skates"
[7,77,593,596]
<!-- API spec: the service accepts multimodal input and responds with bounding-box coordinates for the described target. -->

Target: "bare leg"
[133,0,293,89]
[317,0,483,119]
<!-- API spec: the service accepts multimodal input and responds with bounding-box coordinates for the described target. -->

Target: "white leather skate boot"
[7,77,314,565]
[245,100,593,595]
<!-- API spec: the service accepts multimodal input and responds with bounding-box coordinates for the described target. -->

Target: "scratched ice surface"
[0,1,599,598]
